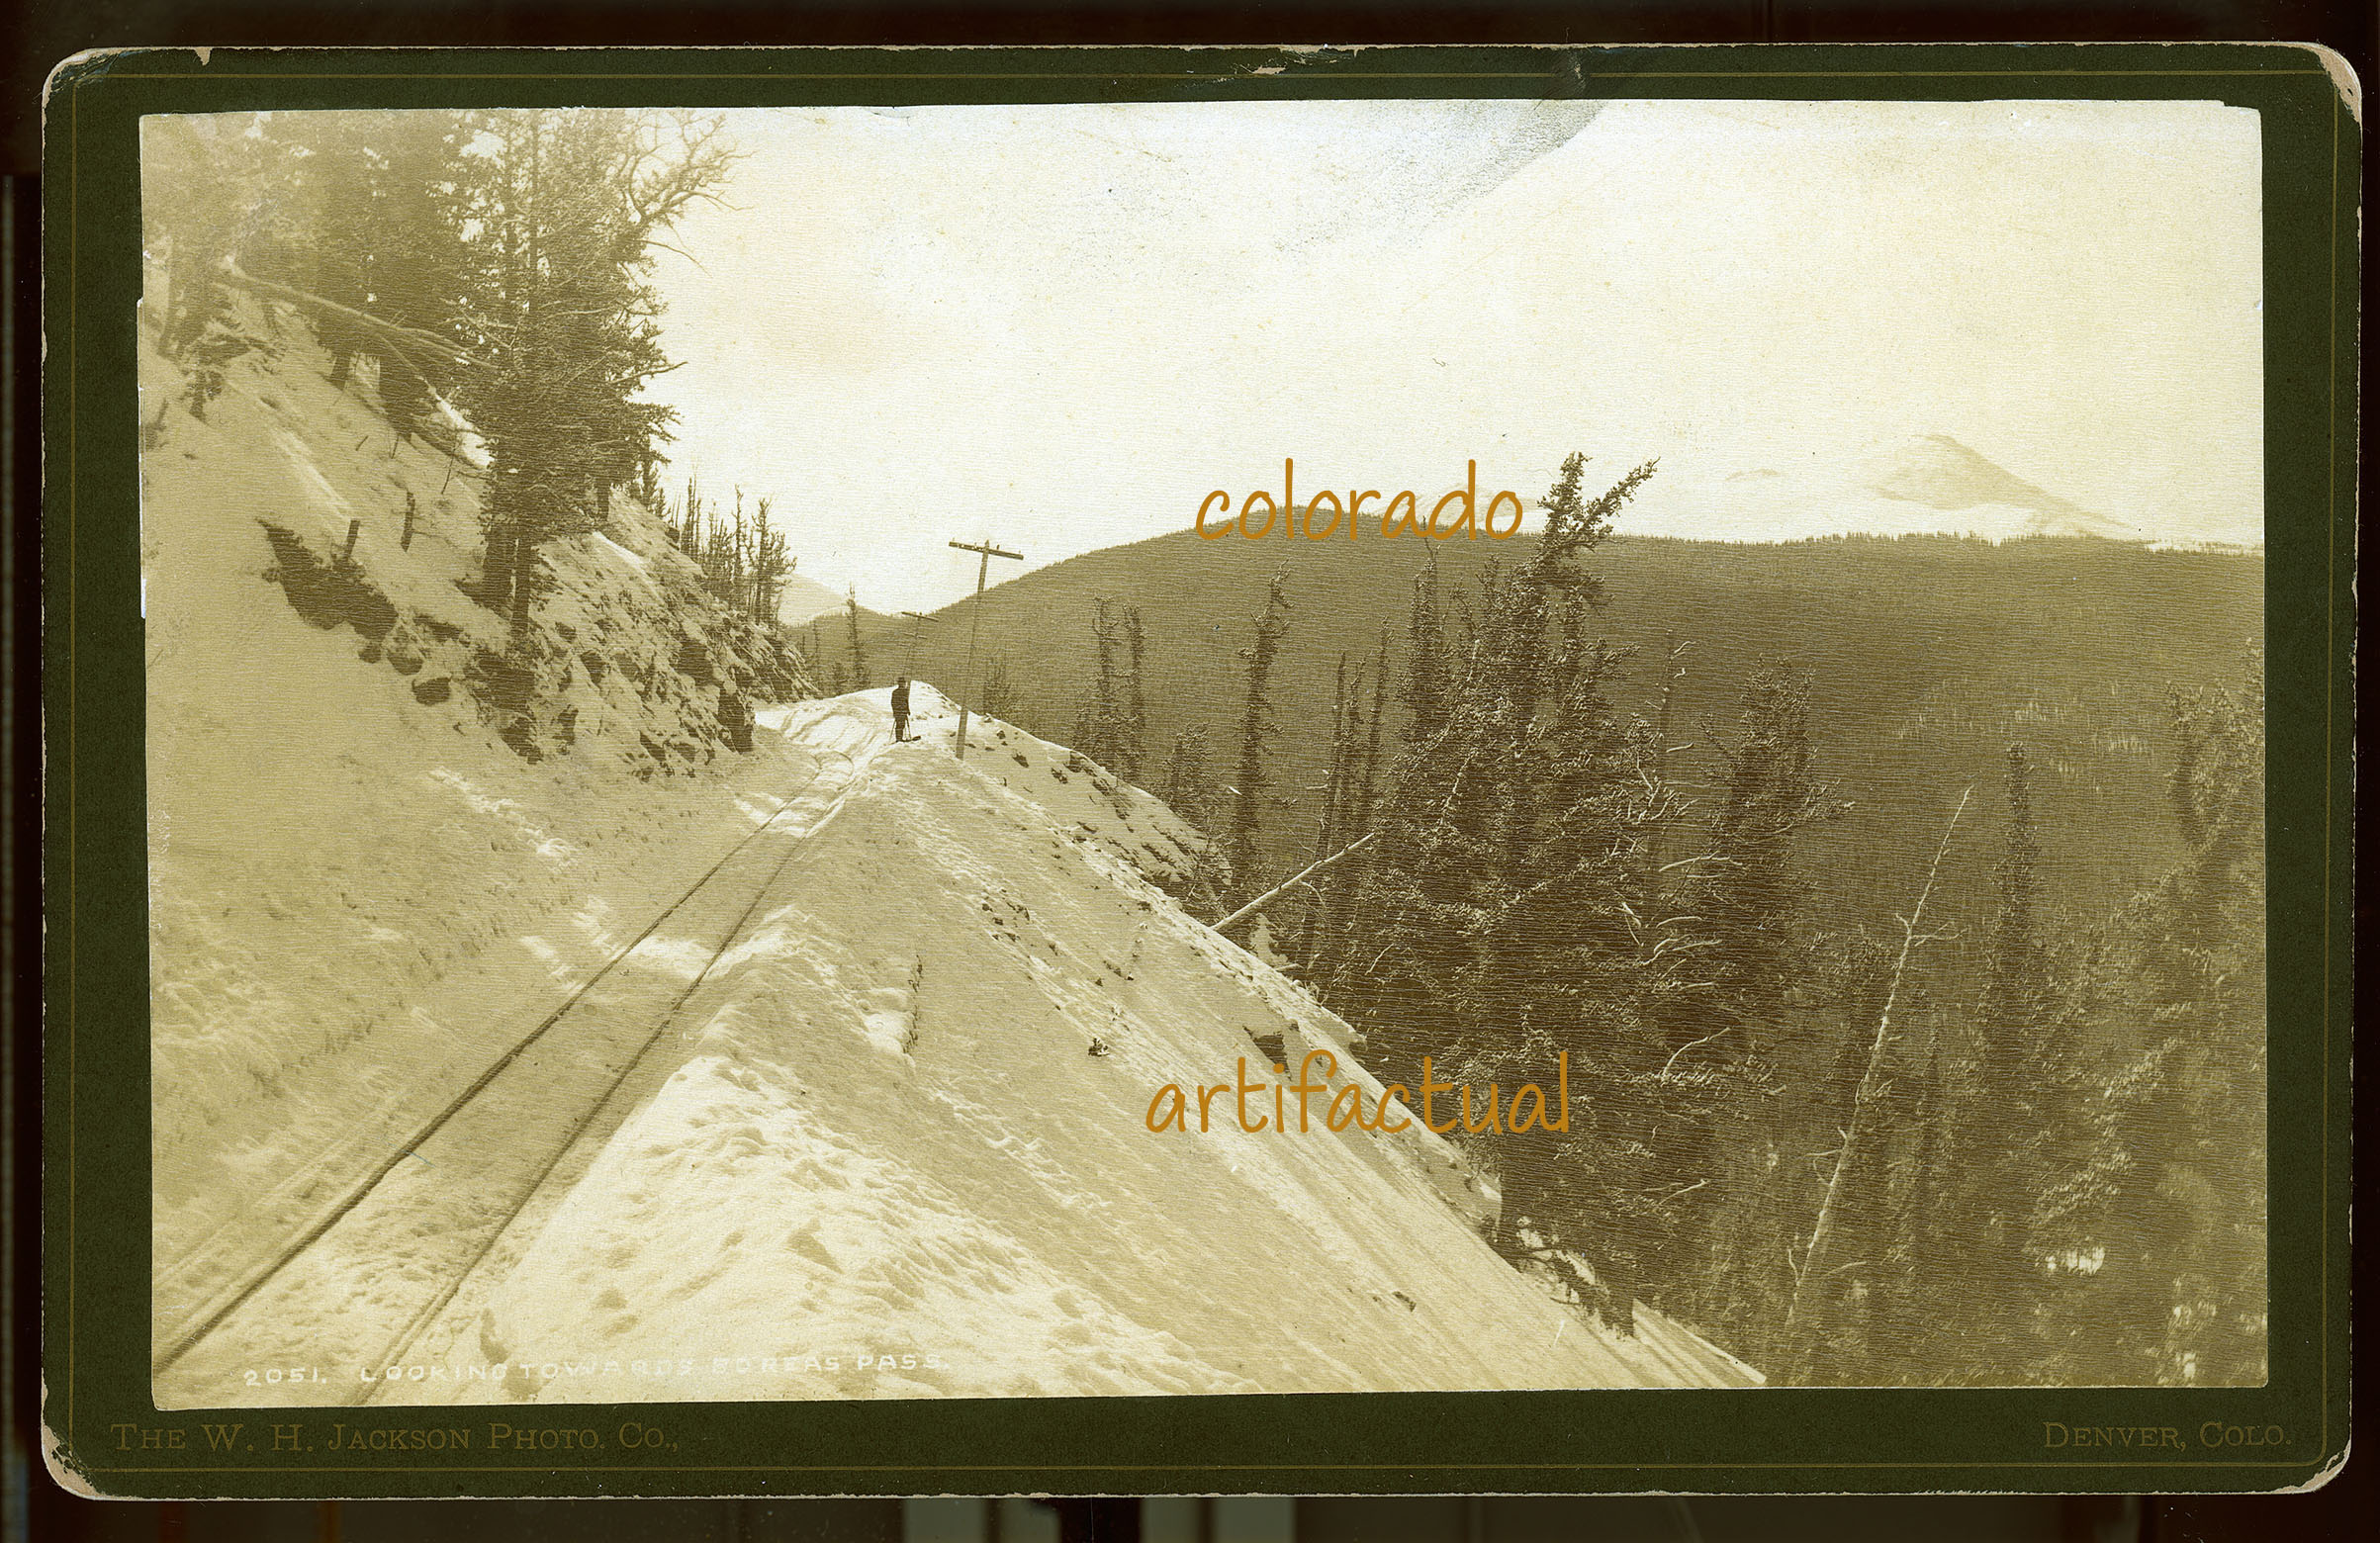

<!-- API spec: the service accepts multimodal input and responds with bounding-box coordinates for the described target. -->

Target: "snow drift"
[142,280,1757,1409]
[369,688,1761,1403]
[140,290,817,1278]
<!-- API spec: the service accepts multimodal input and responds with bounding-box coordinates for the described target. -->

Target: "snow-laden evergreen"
[143,297,1754,1407]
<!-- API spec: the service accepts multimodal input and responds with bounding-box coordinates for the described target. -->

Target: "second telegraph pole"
[947,538,1022,760]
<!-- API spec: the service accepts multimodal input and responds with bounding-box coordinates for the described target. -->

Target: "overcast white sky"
[645,98,2263,612]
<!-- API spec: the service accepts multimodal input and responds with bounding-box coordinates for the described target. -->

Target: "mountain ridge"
[846,517,2261,941]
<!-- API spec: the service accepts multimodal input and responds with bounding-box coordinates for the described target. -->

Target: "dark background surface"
[7,2,2371,1539]
[1,0,2374,181]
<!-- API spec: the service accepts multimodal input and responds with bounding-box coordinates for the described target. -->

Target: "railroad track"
[152,713,871,1408]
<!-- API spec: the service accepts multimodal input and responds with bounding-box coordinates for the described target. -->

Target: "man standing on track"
[892,677,913,742]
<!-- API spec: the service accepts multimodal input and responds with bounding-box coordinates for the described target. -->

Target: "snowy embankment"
[387,686,1759,1401]
[140,296,812,1286]
[143,287,1756,1404]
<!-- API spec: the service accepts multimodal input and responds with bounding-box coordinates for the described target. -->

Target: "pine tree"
[1072,599,1124,767]
[1400,555,1452,750]
[1316,629,1394,980]
[1226,576,1292,901]
[1294,655,1357,969]
[1478,643,1675,1316]
[1914,744,2060,1378]
[1691,668,1834,1051]
[1982,747,2049,1053]
[1327,564,1497,1081]
[1874,1041,1952,1382]
[1778,789,1968,1381]
[2073,660,2267,1385]
[977,658,1017,724]
[145,114,471,426]
[843,588,870,690]
[1324,455,1668,1325]
[1064,600,1151,779]
[661,480,791,622]
[448,109,737,638]
[749,498,792,622]
[1354,627,1391,836]
[1121,606,1148,782]
[1162,730,1214,831]
[280,113,470,437]
[141,116,269,377]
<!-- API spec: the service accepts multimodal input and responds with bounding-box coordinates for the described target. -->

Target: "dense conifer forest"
[914,465,2264,1388]
[144,107,2266,1390]
[143,110,814,762]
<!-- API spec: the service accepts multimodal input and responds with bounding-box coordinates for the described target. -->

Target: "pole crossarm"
[949,537,1024,759]
[900,611,929,679]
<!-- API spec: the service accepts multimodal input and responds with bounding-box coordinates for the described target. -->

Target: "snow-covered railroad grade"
[376,687,1759,1404]
[152,700,891,1410]
[153,684,1755,1408]
[142,298,819,1350]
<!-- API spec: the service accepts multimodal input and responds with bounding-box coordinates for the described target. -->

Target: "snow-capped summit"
[1636,432,2144,544]
[1854,433,2138,541]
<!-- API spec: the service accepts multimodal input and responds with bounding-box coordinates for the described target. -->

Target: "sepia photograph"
[136,93,2267,1415]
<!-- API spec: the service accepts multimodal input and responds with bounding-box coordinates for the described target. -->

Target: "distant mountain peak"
[777,573,854,626]
[1659,434,2147,544]
[1857,433,2138,541]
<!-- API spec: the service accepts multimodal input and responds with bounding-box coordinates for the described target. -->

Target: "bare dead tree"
[216,264,481,381]
[1781,785,1971,1373]
[1215,834,1376,937]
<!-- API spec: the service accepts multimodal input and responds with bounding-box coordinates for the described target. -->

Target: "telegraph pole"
[948,538,1022,760]
[900,611,930,679]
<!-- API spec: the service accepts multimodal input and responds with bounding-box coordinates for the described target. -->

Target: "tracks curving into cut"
[152,722,867,1398]
[350,756,844,1404]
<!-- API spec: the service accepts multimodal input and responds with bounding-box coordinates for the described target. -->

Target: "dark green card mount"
[42,43,2355,1499]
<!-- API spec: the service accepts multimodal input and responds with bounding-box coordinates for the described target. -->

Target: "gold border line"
[2321,82,2336,1465]
[69,61,2345,1484]
[68,78,78,1447]
[105,68,2325,81]
[90,1457,2333,1475]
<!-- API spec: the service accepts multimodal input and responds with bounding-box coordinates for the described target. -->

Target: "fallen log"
[1213,832,1375,936]
[216,263,482,382]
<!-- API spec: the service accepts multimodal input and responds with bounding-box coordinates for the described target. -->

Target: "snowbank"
[140,294,818,1293]
[392,688,1758,1401]
[142,288,1755,1407]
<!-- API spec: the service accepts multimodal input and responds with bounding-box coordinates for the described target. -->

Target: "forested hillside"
[857,510,2258,930]
[138,105,2266,1394]
[863,469,2265,1388]
[142,110,818,770]
[138,110,840,1277]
